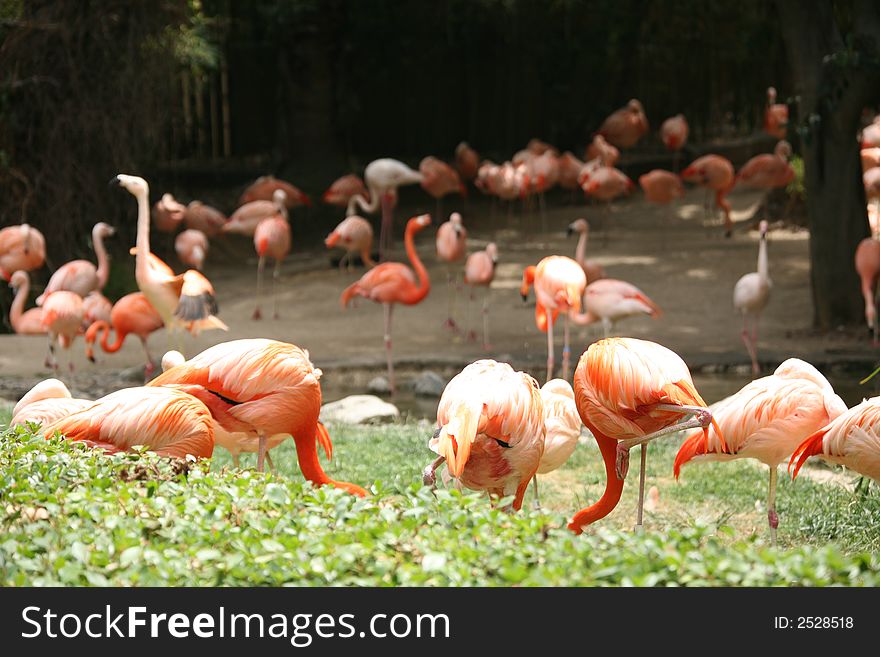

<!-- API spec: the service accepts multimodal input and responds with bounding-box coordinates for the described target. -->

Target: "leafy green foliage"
[786,155,805,201]
[2,419,879,586]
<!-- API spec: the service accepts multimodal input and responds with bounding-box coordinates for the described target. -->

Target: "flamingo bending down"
[346,158,423,261]
[325,216,376,271]
[340,215,432,394]
[790,396,880,483]
[567,219,605,284]
[252,190,291,320]
[463,243,497,348]
[855,236,880,342]
[175,229,209,271]
[584,135,620,168]
[0,223,46,280]
[322,175,368,208]
[42,386,214,459]
[8,270,45,334]
[85,292,164,379]
[734,221,771,375]
[12,378,92,428]
[764,87,788,140]
[681,155,735,236]
[597,99,649,149]
[521,255,587,382]
[532,379,582,506]
[239,175,311,209]
[36,222,115,305]
[82,291,112,329]
[149,338,367,495]
[675,359,846,545]
[569,337,719,533]
[660,114,689,152]
[436,212,467,331]
[571,278,662,337]
[114,174,227,336]
[41,291,84,373]
[152,193,187,233]
[422,359,545,511]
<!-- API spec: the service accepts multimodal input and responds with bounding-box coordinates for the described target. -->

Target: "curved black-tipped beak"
[108,176,120,188]
[87,354,96,364]
[566,227,574,237]
[521,293,528,302]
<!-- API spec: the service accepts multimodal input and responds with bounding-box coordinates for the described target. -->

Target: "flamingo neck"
[360,246,376,268]
[92,226,110,290]
[101,322,124,353]
[568,431,625,534]
[9,277,28,331]
[134,189,152,283]
[347,187,380,216]
[758,235,769,282]
[575,231,587,268]
[402,223,430,304]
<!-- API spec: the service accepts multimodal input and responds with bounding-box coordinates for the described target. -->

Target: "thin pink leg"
[741,315,758,376]
[256,433,267,472]
[384,302,396,394]
[252,255,264,320]
[482,287,491,350]
[443,268,457,331]
[562,313,571,381]
[751,316,760,375]
[546,311,555,383]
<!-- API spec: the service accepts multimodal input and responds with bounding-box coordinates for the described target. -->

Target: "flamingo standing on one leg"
[149,338,367,494]
[675,359,846,545]
[531,378,582,506]
[252,190,291,320]
[340,215,432,394]
[325,216,376,271]
[639,169,684,245]
[568,337,719,533]
[84,292,164,379]
[660,114,689,172]
[11,378,92,428]
[681,155,736,236]
[436,212,467,331]
[463,242,497,349]
[571,278,662,337]
[521,256,587,382]
[734,220,772,375]
[175,229,209,271]
[764,87,788,140]
[855,236,880,342]
[322,175,368,208]
[421,360,545,511]
[346,158,423,261]
[0,223,46,280]
[35,222,115,304]
[7,270,45,334]
[40,291,84,373]
[567,219,605,284]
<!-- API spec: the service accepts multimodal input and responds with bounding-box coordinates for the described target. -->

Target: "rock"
[367,376,391,394]
[320,395,399,425]
[413,370,446,397]
[120,364,148,382]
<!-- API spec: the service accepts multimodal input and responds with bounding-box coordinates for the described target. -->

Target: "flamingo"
[855,236,880,342]
[863,120,880,149]
[40,290,84,373]
[252,190,291,320]
[0,223,46,280]
[346,158,423,261]
[865,167,880,218]
[175,229,209,271]
[421,359,545,511]
[581,167,634,241]
[183,201,227,238]
[569,337,718,533]
[239,175,311,209]
[660,114,689,170]
[152,193,187,233]
[35,222,115,305]
[463,242,497,349]
[82,291,112,329]
[149,338,367,495]
[41,385,214,459]
[597,99,649,149]
[571,278,662,337]
[734,220,771,375]
[340,214,432,394]
[790,396,880,483]
[558,151,586,195]
[640,169,684,244]
[12,378,92,428]
[421,156,466,219]
[531,378,582,506]
[521,255,587,382]
[7,270,45,334]
[862,148,880,173]
[681,154,736,236]
[584,135,620,168]
[736,141,796,220]
[436,212,467,331]
[224,196,280,237]
[526,138,557,155]
[322,174,368,208]
[675,359,846,545]
[113,174,227,336]
[764,87,788,140]
[567,219,606,285]
[84,292,164,379]
[325,215,376,271]
[454,142,479,182]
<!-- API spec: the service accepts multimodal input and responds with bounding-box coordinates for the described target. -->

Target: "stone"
[367,376,391,394]
[413,370,446,397]
[320,395,399,425]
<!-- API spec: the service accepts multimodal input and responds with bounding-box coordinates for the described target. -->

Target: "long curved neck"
[92,227,110,289]
[757,235,768,281]
[567,431,625,534]
[346,187,380,216]
[10,278,28,331]
[402,224,430,303]
[101,322,125,353]
[575,231,587,267]
[134,189,151,283]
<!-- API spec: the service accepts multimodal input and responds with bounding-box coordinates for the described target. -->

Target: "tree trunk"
[775,0,880,329]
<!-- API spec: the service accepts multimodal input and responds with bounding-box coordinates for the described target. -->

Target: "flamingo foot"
[252,307,262,320]
[615,442,630,480]
[442,318,458,331]
[467,330,478,342]
[768,509,779,530]
[44,356,52,369]
[482,342,493,351]
[144,362,155,381]
[422,465,437,487]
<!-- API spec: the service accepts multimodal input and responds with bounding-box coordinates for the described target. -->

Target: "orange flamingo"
[12,378,92,428]
[149,338,367,495]
[567,218,605,285]
[790,396,880,484]
[676,359,846,545]
[681,154,736,236]
[82,291,112,329]
[36,222,115,305]
[764,87,788,140]
[0,223,45,281]
[734,220,771,374]
[252,192,291,320]
[571,278,662,337]
[41,290,84,373]
[436,212,467,331]
[183,201,227,238]
[521,255,586,382]
[531,378,581,506]
[325,215,376,271]
[463,242,497,348]
[568,337,718,533]
[322,174,368,208]
[639,169,684,204]
[597,99,649,149]
[855,236,880,342]
[454,142,480,181]
[340,214,432,394]
[239,175,311,209]
[84,292,164,378]
[8,270,45,334]
[224,196,280,237]
[114,174,227,336]
[175,229,209,271]
[420,156,466,219]
[422,359,545,511]
[152,193,187,233]
[42,385,214,459]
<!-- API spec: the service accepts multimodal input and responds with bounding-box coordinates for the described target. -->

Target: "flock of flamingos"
[3,89,880,543]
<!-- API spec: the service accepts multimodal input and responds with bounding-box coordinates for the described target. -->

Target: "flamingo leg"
[465,286,475,342]
[383,302,396,394]
[422,455,445,487]
[380,194,393,262]
[256,433,267,472]
[252,255,265,320]
[232,453,240,469]
[635,444,648,531]
[482,287,491,350]
[266,450,276,474]
[443,267,457,331]
[741,315,759,375]
[562,312,571,380]
[751,316,760,375]
[272,259,281,319]
[546,310,555,383]
[532,475,541,509]
[141,337,154,381]
[768,465,779,547]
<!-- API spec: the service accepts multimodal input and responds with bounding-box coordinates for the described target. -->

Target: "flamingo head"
[8,269,27,292]
[767,86,777,104]
[759,220,769,238]
[113,174,149,198]
[567,218,588,237]
[408,214,432,232]
[774,140,792,159]
[93,222,116,239]
[161,350,186,372]
[485,242,498,265]
[520,265,536,301]
[324,231,341,248]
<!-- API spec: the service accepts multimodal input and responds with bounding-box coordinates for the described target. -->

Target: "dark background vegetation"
[0,0,878,327]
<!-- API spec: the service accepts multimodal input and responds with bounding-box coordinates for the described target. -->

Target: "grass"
[2,410,879,586]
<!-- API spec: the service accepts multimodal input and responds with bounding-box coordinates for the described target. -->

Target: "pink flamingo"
[532,378,582,505]
[584,134,620,167]
[860,148,880,172]
[12,379,92,428]
[340,214,432,394]
[571,278,662,337]
[82,291,112,329]
[640,169,685,244]
[734,220,771,374]
[152,193,187,233]
[597,99,649,149]
[325,215,376,271]
[463,242,498,348]
[436,212,467,331]
[676,358,846,545]
[183,201,227,238]
[567,218,605,285]
[736,141,796,221]
[41,290,84,372]
[764,87,788,140]
[175,229,209,271]
[7,270,45,334]
[660,114,689,151]
[85,292,164,379]
[252,192,291,320]
[239,175,311,209]
[681,154,736,236]
[224,196,280,237]
[0,223,45,281]
[582,166,634,241]
[35,222,114,305]
[855,236,880,342]
[863,120,880,149]
[558,151,585,194]
[322,175,368,208]
[455,142,479,182]
[420,156,466,219]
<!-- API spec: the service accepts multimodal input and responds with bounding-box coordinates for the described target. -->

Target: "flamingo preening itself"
[681,155,736,236]
[340,214,432,395]
[0,223,46,280]
[734,221,772,375]
[11,378,92,428]
[325,216,376,271]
